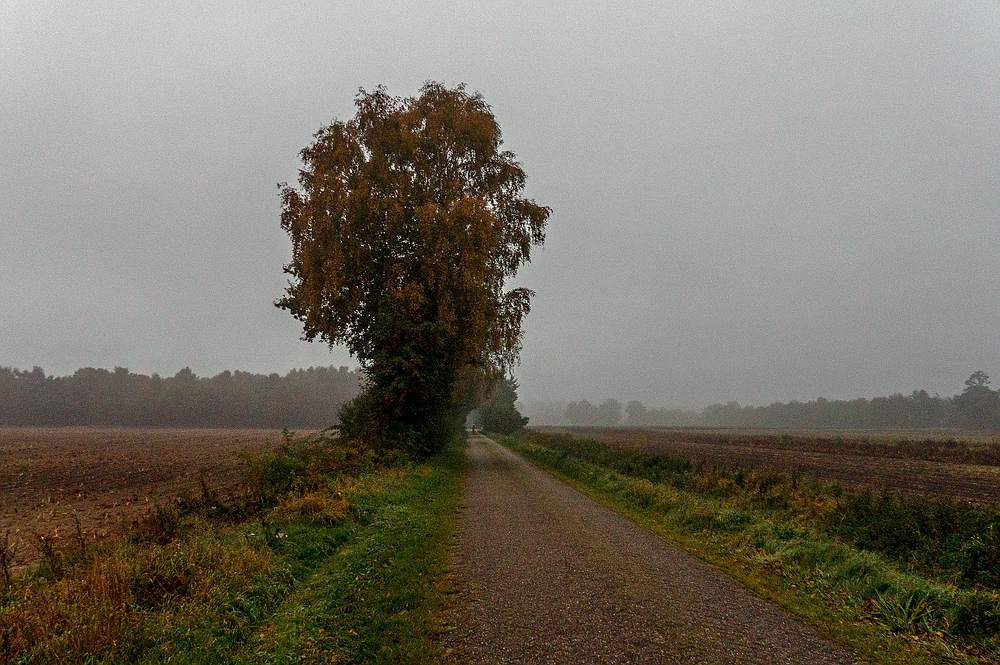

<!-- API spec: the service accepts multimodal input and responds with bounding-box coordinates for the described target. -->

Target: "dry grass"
[1,519,276,661]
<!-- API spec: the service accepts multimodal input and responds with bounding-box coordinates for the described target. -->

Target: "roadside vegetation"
[553,427,1000,504]
[502,431,1000,665]
[0,430,462,664]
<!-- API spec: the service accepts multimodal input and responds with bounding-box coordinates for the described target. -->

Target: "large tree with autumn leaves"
[277,83,549,455]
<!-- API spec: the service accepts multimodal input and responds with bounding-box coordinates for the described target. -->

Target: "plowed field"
[0,428,290,574]
[542,427,1000,504]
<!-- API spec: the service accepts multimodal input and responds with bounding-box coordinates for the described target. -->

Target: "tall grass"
[828,491,1000,591]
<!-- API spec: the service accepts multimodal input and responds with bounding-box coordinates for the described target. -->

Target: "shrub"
[959,523,1000,588]
[242,432,376,506]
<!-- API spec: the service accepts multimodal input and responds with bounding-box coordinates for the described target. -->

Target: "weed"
[134,504,183,545]
[34,533,63,581]
[712,508,753,532]
[133,570,191,608]
[958,525,1000,588]
[691,466,740,496]
[1,625,10,665]
[625,478,660,506]
[870,588,943,634]
[951,590,1000,639]
[72,512,87,557]
[745,468,786,502]
[0,532,12,604]
[273,492,350,526]
[242,434,378,507]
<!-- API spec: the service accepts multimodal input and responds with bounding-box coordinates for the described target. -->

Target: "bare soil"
[443,436,866,664]
[542,427,1000,503]
[0,427,287,573]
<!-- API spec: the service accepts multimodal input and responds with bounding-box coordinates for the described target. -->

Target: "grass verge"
[501,431,1000,665]
[0,432,463,664]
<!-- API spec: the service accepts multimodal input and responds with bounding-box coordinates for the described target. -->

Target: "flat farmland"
[0,427,289,573]
[540,427,1000,503]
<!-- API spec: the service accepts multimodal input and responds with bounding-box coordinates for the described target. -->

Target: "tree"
[277,83,550,455]
[594,398,623,426]
[564,400,594,426]
[563,398,622,426]
[966,370,991,390]
[624,400,647,426]
[476,378,529,435]
[955,370,999,429]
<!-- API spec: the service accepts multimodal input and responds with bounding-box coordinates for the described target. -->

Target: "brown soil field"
[540,427,1000,504]
[0,427,291,574]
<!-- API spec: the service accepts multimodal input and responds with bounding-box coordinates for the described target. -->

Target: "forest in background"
[525,371,1000,431]
[0,365,361,428]
[5,365,999,431]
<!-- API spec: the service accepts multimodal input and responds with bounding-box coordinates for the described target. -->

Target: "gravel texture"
[442,435,868,664]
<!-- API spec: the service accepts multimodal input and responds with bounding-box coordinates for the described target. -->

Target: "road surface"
[442,435,866,664]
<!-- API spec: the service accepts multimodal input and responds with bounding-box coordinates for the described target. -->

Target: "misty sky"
[3,1,999,409]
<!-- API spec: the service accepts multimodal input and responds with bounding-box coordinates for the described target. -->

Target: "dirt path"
[443,435,867,664]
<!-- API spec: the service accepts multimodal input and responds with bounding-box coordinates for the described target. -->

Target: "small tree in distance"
[955,370,999,429]
[477,378,529,435]
[564,398,623,426]
[277,83,549,456]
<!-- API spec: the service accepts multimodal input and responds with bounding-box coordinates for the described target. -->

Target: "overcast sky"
[3,1,999,408]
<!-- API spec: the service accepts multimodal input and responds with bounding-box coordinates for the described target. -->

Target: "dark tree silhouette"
[476,378,529,435]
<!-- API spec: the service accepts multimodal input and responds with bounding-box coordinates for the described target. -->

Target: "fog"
[3,1,998,409]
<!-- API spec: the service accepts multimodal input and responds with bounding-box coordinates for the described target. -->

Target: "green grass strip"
[230,442,463,665]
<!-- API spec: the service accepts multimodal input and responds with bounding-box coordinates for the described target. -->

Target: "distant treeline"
[561,399,700,428]
[701,388,995,431]
[547,371,1000,430]
[0,365,361,428]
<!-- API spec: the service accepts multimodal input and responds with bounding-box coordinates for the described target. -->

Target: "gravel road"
[442,435,868,664]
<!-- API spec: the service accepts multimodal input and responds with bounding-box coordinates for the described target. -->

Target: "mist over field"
[3,2,999,410]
